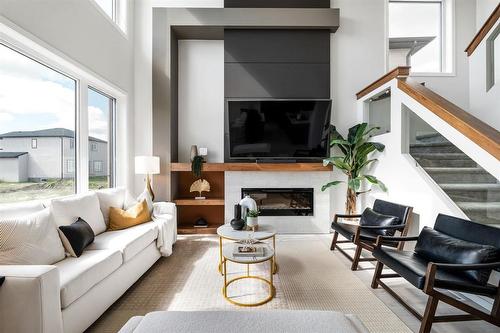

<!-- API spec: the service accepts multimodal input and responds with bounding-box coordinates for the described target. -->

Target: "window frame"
[0,19,126,200]
[387,0,455,77]
[89,0,127,37]
[88,86,117,187]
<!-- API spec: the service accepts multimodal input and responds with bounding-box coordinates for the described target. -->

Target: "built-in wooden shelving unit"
[171,162,330,234]
[171,162,330,172]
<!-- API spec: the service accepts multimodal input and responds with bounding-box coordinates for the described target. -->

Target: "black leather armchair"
[371,214,500,333]
[330,199,413,270]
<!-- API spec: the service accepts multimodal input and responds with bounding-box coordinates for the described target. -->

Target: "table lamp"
[135,156,160,201]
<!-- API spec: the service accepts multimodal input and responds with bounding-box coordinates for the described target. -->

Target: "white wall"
[476,0,499,28]
[178,40,224,163]
[468,3,500,131]
[133,0,223,195]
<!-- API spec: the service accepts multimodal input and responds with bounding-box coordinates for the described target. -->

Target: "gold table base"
[222,258,275,307]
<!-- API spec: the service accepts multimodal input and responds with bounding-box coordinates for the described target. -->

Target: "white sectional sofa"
[0,188,177,333]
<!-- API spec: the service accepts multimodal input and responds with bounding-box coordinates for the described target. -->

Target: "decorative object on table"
[190,179,211,200]
[190,145,198,162]
[239,195,257,221]
[233,245,265,257]
[193,217,208,228]
[321,123,387,215]
[230,204,245,230]
[246,209,259,231]
[135,155,160,201]
[191,155,204,178]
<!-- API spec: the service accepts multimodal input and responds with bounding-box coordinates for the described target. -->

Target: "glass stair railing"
[408,117,500,226]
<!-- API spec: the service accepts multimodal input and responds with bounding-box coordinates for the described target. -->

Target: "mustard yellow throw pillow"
[108,199,151,231]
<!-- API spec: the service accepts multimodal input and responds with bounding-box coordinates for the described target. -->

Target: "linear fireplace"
[241,188,314,216]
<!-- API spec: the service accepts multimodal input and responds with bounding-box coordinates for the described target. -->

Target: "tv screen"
[226,100,331,161]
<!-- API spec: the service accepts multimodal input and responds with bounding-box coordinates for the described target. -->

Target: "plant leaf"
[347,177,361,191]
[364,175,388,192]
[321,181,343,191]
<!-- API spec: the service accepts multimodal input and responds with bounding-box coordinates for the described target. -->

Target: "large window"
[388,0,452,74]
[0,43,77,203]
[88,87,115,190]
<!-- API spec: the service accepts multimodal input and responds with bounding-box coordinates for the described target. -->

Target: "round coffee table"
[217,224,278,275]
[222,242,275,307]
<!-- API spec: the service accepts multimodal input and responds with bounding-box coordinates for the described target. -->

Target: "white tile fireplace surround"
[225,172,333,233]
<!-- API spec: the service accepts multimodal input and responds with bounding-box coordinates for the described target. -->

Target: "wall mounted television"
[224,99,331,162]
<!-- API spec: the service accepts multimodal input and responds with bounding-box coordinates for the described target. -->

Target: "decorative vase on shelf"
[190,145,198,162]
[230,204,245,230]
[246,216,258,231]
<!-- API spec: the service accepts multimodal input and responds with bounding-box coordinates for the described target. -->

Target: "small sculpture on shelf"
[190,179,211,199]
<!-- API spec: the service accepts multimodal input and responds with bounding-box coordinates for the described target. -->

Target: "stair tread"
[440,183,500,190]
[413,153,469,159]
[457,202,500,210]
[410,142,455,147]
[424,167,490,173]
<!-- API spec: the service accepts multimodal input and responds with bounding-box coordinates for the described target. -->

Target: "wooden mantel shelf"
[170,162,330,172]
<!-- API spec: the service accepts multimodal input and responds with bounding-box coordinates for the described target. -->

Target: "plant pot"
[246,217,258,230]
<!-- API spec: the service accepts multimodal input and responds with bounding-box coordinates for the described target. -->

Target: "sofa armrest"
[0,265,63,333]
[153,201,176,216]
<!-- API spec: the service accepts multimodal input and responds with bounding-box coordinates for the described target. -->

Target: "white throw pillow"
[0,208,66,265]
[95,187,126,226]
[0,201,45,219]
[51,192,106,235]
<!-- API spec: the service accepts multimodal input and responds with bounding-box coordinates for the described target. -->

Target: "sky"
[0,44,110,142]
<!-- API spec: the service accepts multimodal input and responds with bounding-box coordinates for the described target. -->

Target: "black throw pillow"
[415,227,500,285]
[58,218,95,257]
[359,208,400,236]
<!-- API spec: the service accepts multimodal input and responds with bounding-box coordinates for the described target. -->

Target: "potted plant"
[322,123,387,214]
[191,155,204,179]
[246,209,259,231]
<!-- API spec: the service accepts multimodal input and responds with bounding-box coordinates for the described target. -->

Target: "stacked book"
[233,246,266,258]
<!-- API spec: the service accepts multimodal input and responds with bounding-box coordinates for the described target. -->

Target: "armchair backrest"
[434,214,500,248]
[373,199,412,225]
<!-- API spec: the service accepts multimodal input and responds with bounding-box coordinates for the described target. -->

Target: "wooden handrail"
[356,66,410,100]
[465,3,500,56]
[398,78,500,160]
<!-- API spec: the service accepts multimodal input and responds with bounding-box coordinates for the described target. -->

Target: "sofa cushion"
[51,192,106,235]
[95,187,126,226]
[55,249,122,308]
[0,201,45,219]
[58,218,95,257]
[0,208,66,265]
[373,247,498,296]
[359,208,399,236]
[415,227,500,285]
[87,221,158,262]
[109,200,151,231]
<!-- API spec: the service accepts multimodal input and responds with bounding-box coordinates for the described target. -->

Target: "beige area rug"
[87,235,411,333]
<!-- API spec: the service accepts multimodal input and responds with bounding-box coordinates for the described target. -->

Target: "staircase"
[410,133,500,225]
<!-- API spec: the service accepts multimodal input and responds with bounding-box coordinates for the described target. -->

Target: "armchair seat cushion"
[331,222,398,245]
[373,247,498,296]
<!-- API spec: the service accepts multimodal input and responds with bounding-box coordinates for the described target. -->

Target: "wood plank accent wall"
[398,78,500,160]
[356,66,410,100]
[465,3,500,56]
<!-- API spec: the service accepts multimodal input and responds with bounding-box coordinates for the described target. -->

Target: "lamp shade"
[135,156,160,174]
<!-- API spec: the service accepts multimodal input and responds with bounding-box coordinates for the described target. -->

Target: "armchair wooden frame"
[330,209,413,271]
[371,235,500,333]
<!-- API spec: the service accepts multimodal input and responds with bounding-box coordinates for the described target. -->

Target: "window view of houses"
[0,43,113,203]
